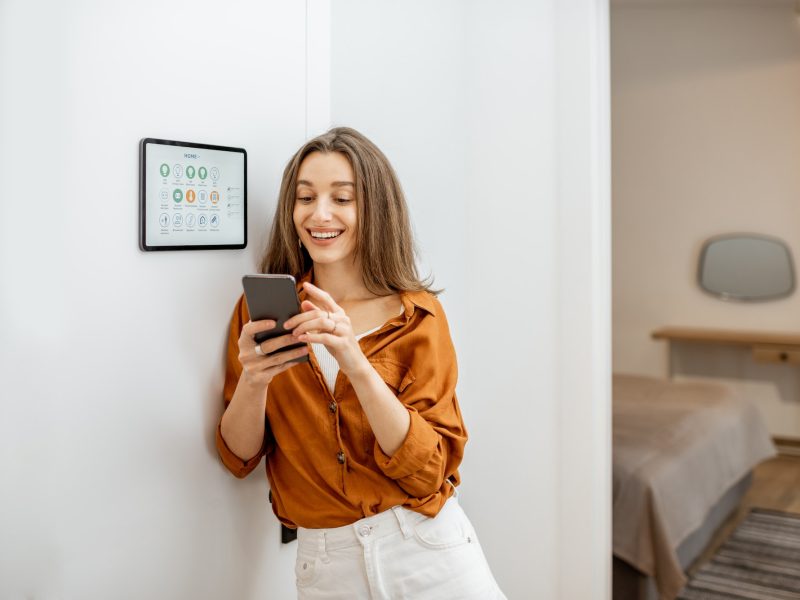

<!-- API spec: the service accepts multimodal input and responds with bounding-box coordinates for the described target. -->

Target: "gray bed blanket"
[613,374,776,600]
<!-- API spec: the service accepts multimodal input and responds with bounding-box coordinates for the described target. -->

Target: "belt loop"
[447,478,459,499]
[391,506,413,540]
[318,531,330,564]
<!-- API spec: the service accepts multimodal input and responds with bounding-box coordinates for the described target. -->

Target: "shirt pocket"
[361,358,416,454]
[368,357,415,395]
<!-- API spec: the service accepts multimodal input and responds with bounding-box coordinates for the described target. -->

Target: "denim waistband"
[297,496,458,553]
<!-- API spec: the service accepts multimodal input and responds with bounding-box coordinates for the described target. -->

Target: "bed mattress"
[613,374,775,599]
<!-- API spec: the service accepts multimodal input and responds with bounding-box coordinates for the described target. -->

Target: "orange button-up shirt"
[215,273,468,529]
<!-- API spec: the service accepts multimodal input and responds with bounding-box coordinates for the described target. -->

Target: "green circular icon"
[160,163,170,177]
[173,189,183,203]
[186,165,196,179]
[198,166,207,180]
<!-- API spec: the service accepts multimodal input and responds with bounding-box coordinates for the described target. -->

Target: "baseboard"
[773,436,800,457]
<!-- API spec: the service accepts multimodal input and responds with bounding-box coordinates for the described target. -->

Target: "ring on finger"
[254,343,266,356]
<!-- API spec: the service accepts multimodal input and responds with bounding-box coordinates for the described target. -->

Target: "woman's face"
[293,151,358,268]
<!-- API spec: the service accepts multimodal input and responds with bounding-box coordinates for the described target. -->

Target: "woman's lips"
[306,229,343,246]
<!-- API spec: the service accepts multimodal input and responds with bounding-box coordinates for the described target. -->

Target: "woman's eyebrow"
[296,180,354,188]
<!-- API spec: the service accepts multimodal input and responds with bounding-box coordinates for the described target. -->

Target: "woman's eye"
[297,197,314,204]
[335,198,353,204]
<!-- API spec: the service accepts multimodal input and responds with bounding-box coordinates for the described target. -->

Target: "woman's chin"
[306,250,353,266]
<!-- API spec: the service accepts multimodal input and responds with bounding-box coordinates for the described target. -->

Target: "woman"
[216,127,505,599]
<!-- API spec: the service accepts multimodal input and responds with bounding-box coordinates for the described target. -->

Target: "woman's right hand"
[238,320,309,388]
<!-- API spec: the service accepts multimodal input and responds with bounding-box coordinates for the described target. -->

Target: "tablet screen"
[140,138,247,250]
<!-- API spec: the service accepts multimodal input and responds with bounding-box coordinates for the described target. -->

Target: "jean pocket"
[411,502,475,550]
[294,551,322,588]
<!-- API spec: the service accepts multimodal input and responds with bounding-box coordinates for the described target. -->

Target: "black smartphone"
[241,274,309,364]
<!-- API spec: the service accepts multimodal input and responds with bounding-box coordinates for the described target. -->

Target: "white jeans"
[294,496,505,600]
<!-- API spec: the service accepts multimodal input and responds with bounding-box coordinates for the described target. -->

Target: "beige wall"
[612,1,800,437]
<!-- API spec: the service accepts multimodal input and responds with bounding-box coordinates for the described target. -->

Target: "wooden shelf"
[651,327,800,350]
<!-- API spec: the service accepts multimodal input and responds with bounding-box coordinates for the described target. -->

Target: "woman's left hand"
[283,282,369,378]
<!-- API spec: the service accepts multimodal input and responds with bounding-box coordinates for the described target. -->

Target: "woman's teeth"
[310,231,342,239]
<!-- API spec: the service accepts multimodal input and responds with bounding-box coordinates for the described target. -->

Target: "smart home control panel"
[139,138,246,251]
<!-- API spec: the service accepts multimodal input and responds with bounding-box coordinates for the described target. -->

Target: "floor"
[686,454,800,577]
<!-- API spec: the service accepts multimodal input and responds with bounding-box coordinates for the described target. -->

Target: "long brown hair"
[259,127,437,296]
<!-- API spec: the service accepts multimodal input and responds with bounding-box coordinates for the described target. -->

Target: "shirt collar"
[400,289,437,318]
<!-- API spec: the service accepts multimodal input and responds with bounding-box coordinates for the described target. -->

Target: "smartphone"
[241,274,309,364]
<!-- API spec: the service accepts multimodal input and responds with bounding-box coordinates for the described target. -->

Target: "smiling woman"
[215,127,506,599]
[294,152,358,260]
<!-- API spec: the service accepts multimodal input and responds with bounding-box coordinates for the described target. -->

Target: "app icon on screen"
[186,189,196,203]
[173,214,183,227]
[159,164,170,177]
[186,166,196,179]
[198,166,207,180]
[173,164,183,178]
[210,167,220,181]
[159,213,169,228]
[173,189,183,203]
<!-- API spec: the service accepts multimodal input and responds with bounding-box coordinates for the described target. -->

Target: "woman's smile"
[307,228,344,244]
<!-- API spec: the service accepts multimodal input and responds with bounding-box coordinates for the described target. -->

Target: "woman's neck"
[312,260,374,303]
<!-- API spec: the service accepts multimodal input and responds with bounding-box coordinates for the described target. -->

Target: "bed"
[612,373,776,600]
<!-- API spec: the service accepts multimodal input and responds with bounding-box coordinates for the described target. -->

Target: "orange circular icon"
[210,191,220,204]
[186,189,196,203]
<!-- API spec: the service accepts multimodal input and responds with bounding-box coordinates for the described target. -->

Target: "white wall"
[611,0,800,437]
[0,1,307,598]
[331,1,611,598]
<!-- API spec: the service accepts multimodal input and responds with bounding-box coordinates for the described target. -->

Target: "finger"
[242,319,276,335]
[267,359,302,377]
[296,331,339,345]
[292,317,337,337]
[258,343,309,368]
[300,299,322,314]
[283,307,325,330]
[257,333,303,355]
[302,282,342,313]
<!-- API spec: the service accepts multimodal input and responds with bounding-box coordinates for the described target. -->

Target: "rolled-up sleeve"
[373,300,467,498]
[215,295,275,479]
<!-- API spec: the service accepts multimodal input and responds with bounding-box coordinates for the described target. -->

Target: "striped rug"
[678,508,800,600]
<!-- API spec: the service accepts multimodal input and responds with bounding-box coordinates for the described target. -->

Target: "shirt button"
[337,451,346,464]
[329,401,337,413]
[358,525,371,537]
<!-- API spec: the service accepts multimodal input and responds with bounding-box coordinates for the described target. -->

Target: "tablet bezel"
[139,137,248,251]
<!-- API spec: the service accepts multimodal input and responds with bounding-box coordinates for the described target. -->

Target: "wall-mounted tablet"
[139,138,247,251]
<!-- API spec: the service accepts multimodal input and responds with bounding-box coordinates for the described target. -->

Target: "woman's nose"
[312,197,333,221]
